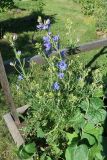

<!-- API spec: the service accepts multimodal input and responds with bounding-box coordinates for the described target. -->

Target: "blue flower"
[58,60,67,71]
[53,35,59,42]
[37,19,51,31]
[60,50,66,58]
[43,25,49,30]
[18,75,23,81]
[37,23,44,30]
[58,73,64,79]
[44,42,51,51]
[53,82,60,91]
[43,36,50,43]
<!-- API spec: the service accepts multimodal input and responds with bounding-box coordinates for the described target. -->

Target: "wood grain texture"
[3,113,24,147]
[0,52,20,125]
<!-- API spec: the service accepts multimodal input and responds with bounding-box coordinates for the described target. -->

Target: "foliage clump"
[10,18,107,160]
[0,0,15,12]
[74,0,107,31]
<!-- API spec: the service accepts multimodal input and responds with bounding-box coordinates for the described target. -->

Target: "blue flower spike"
[58,73,64,79]
[58,60,67,71]
[53,82,60,91]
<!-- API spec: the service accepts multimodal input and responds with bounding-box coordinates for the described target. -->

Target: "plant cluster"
[0,0,15,12]
[10,18,107,160]
[74,0,107,31]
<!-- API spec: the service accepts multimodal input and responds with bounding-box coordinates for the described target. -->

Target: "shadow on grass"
[85,46,107,68]
[0,11,56,37]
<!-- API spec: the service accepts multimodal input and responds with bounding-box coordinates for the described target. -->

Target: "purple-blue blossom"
[44,42,51,51]
[53,35,59,42]
[60,50,66,58]
[58,73,64,79]
[58,60,67,71]
[37,19,50,31]
[43,36,50,43]
[37,23,44,30]
[53,82,60,91]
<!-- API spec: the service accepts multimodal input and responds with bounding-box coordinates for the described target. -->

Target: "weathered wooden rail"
[3,38,107,71]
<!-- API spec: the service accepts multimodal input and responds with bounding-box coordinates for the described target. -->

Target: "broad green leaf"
[18,148,32,159]
[37,128,44,138]
[66,132,78,145]
[72,112,86,132]
[90,98,103,110]
[79,99,89,112]
[65,143,77,160]
[65,144,89,160]
[93,89,103,98]
[47,156,52,160]
[74,144,89,160]
[86,109,106,124]
[83,123,103,141]
[81,132,96,145]
[89,144,103,160]
[24,143,36,154]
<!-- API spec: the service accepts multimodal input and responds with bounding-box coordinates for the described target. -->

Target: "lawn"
[0,0,107,159]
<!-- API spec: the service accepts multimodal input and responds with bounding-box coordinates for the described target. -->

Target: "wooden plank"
[16,104,29,114]
[0,52,20,125]
[3,105,29,147]
[75,38,107,53]
[3,38,107,69]
[3,113,24,147]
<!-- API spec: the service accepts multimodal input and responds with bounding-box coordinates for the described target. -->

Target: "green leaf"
[65,144,89,160]
[37,128,44,138]
[89,144,103,160]
[79,99,89,112]
[93,89,103,97]
[74,144,89,160]
[72,112,86,132]
[86,109,106,124]
[47,156,52,160]
[81,132,96,145]
[66,132,78,145]
[18,148,32,160]
[90,98,103,110]
[24,143,36,154]
[65,143,77,160]
[83,123,103,142]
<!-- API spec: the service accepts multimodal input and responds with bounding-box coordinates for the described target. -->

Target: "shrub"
[74,0,107,31]
[0,0,15,12]
[94,0,107,31]
[10,18,106,160]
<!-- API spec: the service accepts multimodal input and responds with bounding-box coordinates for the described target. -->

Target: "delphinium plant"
[10,17,107,160]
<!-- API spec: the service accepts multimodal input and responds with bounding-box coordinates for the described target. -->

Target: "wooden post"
[0,52,20,125]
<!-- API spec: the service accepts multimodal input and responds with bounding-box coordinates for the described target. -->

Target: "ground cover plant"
[1,0,107,159]
[9,17,107,160]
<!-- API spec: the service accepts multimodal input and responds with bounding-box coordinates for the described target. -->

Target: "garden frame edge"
[3,105,29,147]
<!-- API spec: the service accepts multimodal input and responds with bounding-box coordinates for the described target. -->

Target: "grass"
[0,0,107,159]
